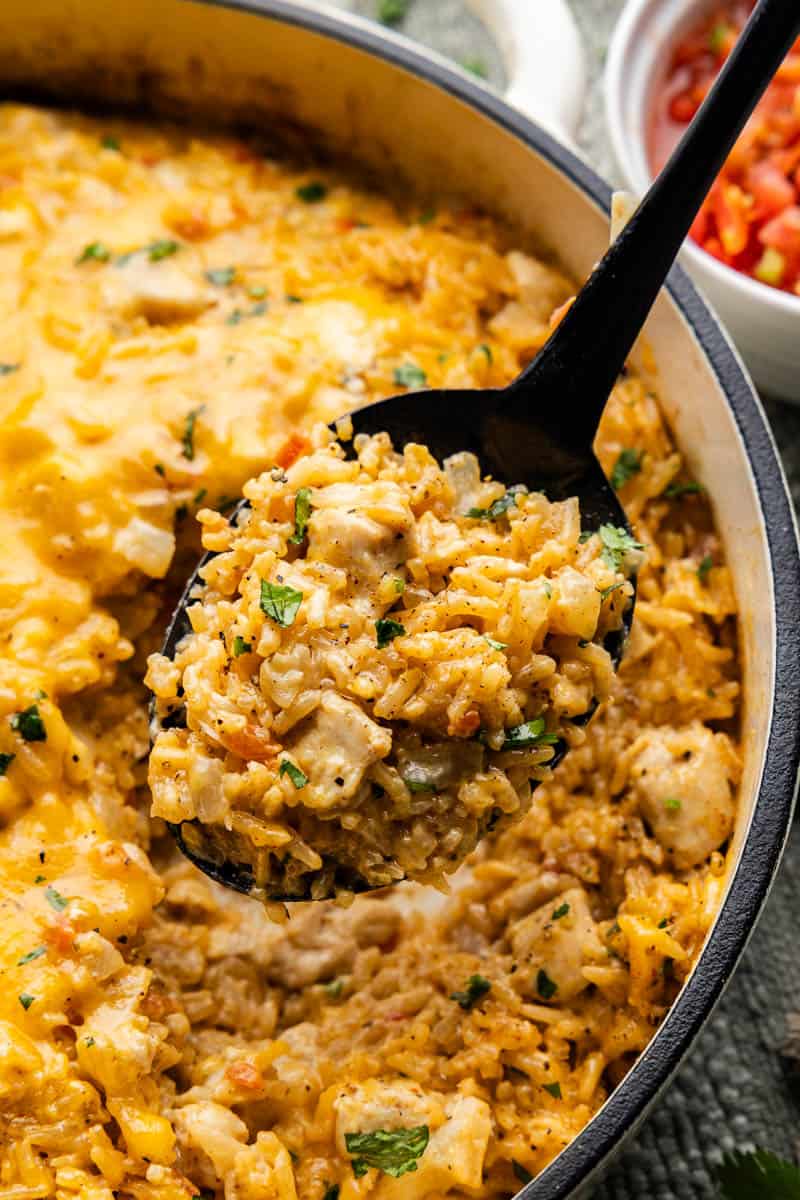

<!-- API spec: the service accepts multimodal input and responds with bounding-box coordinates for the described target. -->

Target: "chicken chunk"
[628,723,737,869]
[287,691,392,807]
[509,886,604,1003]
[105,255,214,323]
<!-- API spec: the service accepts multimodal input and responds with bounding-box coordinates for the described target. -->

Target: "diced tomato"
[758,205,800,257]
[218,725,281,763]
[274,432,311,469]
[669,91,700,124]
[746,162,795,220]
[226,1061,265,1090]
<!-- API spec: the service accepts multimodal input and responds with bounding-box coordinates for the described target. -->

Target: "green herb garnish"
[483,635,507,651]
[376,618,405,649]
[393,363,427,389]
[322,1186,340,1200]
[0,362,20,375]
[664,796,682,811]
[513,1161,534,1185]
[664,480,704,498]
[260,580,303,627]
[194,488,207,506]
[599,581,625,603]
[279,759,308,789]
[11,705,46,742]
[697,554,713,583]
[17,946,46,966]
[598,524,644,572]
[450,974,491,1010]
[77,241,111,264]
[610,448,642,491]
[536,968,558,1001]
[289,487,313,544]
[101,135,120,150]
[477,342,493,363]
[499,719,558,751]
[296,181,328,203]
[377,0,409,25]
[18,993,34,1010]
[462,57,488,78]
[205,266,236,287]
[543,1081,562,1099]
[84,1036,96,1046]
[147,239,180,261]
[467,486,526,521]
[249,285,267,299]
[232,636,252,657]
[551,902,570,921]
[181,405,205,461]
[324,979,344,1000]
[715,1148,800,1200]
[45,885,68,912]
[0,752,14,775]
[345,1125,429,1179]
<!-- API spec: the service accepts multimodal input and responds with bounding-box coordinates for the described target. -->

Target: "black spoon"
[158,0,800,901]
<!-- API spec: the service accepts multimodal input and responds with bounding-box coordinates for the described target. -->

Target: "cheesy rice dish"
[0,103,741,1199]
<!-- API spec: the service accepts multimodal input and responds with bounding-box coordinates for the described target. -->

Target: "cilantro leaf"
[19,992,34,1010]
[289,487,313,544]
[664,480,704,498]
[279,759,308,789]
[76,241,111,264]
[393,363,427,389]
[232,636,252,657]
[377,0,409,25]
[467,486,525,521]
[147,238,180,261]
[664,796,682,811]
[715,1148,800,1200]
[17,946,46,966]
[0,362,20,376]
[323,978,344,1000]
[483,635,507,651]
[598,524,644,572]
[610,448,642,491]
[101,135,120,150]
[513,1160,534,1184]
[462,57,488,78]
[0,752,14,775]
[322,1186,340,1200]
[45,885,68,912]
[296,181,328,203]
[11,705,46,742]
[376,618,405,649]
[260,580,303,628]
[698,554,714,583]
[450,974,491,1010]
[205,266,236,286]
[536,968,558,1001]
[551,902,570,920]
[543,1081,562,1098]
[181,405,205,461]
[345,1125,429,1178]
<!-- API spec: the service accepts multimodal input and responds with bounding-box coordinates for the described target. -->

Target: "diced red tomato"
[648,3,800,294]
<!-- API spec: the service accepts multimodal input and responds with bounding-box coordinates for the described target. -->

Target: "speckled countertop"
[321,2,800,1194]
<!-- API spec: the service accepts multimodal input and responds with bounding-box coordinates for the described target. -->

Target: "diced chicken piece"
[505,251,576,322]
[443,451,482,516]
[549,566,601,639]
[628,724,737,869]
[172,1100,248,1176]
[306,481,413,600]
[288,691,392,807]
[113,516,175,578]
[229,1131,298,1200]
[334,1081,490,1200]
[265,897,400,989]
[509,886,604,1003]
[105,256,214,323]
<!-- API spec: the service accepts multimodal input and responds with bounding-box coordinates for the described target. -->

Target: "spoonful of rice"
[149,0,799,904]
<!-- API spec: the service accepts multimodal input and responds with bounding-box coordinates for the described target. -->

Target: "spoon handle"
[511,0,800,451]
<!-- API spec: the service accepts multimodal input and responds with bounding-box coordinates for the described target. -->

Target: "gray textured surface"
[322,1,800,1193]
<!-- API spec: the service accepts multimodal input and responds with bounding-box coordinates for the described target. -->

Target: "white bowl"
[605,0,800,402]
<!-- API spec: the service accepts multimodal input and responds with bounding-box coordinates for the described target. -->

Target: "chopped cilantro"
[248,285,267,299]
[17,946,46,966]
[285,294,303,303]
[543,579,553,599]
[483,635,507,651]
[101,135,120,150]
[419,208,437,225]
[578,530,593,543]
[393,363,427,389]
[403,766,437,794]
[45,885,68,912]
[345,1125,429,1178]
[0,362,20,376]
[664,796,682,811]
[250,301,268,317]
[226,308,244,326]
[11,705,46,742]
[543,1081,562,1099]
[499,719,558,751]
[147,239,180,261]
[18,992,34,1010]
[324,978,344,999]
[181,405,205,461]
[450,974,491,1010]
[598,524,644,572]
[289,487,313,544]
[664,480,704,498]
[194,488,207,506]
[610,448,642,491]
[76,241,111,264]
[154,463,166,477]
[296,181,328,203]
[715,1148,800,1200]
[477,342,493,363]
[462,57,488,78]
[84,1036,96,1047]
[698,554,714,583]
[34,874,46,884]
[658,918,670,929]
[551,902,570,921]
[599,581,625,602]
[377,0,409,25]
[392,577,405,594]
[322,1186,340,1200]
[709,22,733,55]
[232,636,252,657]
[205,266,236,286]
[467,486,526,521]
[260,580,303,627]
[279,759,308,789]
[0,752,14,775]
[376,618,405,648]
[536,968,558,1001]
[513,1160,534,1185]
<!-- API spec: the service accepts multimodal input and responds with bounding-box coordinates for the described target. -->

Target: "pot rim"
[158,1,800,1193]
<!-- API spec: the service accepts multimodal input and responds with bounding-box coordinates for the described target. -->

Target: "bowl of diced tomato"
[605,0,800,401]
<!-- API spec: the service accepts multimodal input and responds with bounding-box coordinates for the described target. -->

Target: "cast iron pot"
[4,1,799,1195]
